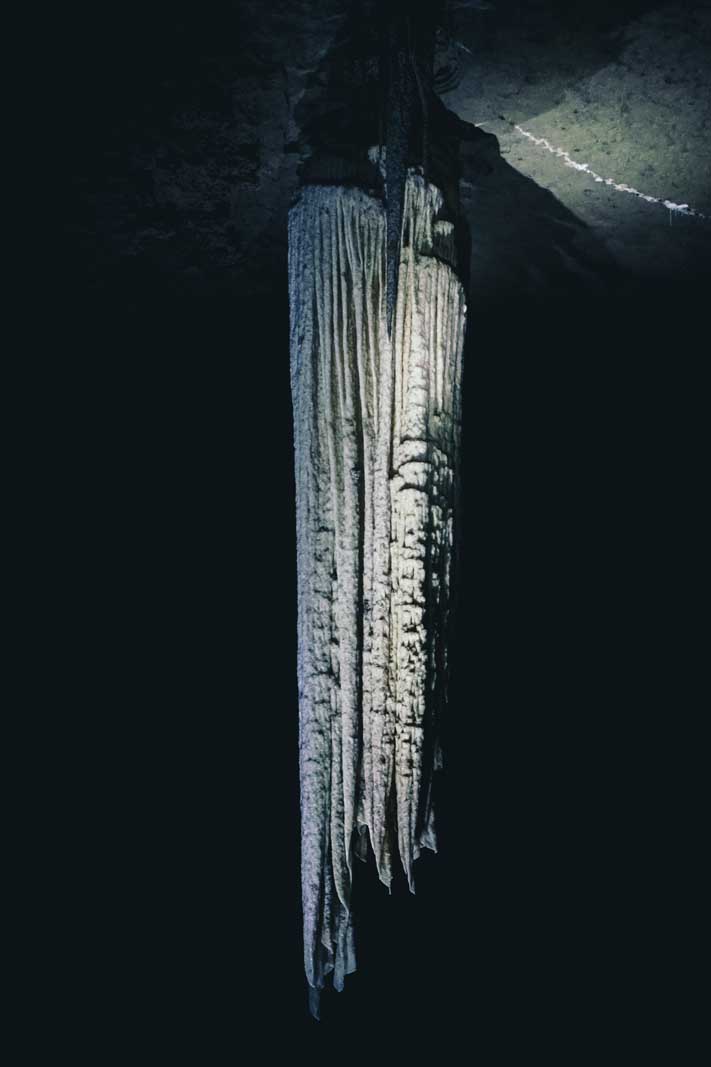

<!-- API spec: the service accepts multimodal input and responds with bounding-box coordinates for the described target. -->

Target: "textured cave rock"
[65,0,710,315]
[289,165,465,1014]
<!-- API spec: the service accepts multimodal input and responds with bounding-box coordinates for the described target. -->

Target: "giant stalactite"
[288,2,465,1018]
[290,161,466,1017]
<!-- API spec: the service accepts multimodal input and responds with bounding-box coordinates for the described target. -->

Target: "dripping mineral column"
[289,167,466,1018]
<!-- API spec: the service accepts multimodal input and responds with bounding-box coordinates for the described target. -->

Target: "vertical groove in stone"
[289,168,466,1014]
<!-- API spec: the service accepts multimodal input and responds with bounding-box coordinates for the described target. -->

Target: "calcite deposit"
[289,164,466,1016]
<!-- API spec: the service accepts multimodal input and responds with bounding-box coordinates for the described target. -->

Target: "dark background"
[59,0,707,1055]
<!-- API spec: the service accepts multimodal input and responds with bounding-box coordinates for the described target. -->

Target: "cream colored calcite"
[289,167,466,1017]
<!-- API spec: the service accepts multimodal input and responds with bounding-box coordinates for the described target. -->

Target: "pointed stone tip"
[308,986,321,1021]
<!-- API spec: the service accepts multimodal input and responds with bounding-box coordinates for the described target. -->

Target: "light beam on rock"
[512,123,709,220]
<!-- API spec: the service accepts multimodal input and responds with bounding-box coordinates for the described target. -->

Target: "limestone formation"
[289,162,466,1017]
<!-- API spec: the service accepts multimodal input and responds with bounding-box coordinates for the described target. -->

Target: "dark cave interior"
[61,0,708,1052]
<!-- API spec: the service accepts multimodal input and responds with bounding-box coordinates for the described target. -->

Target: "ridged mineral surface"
[289,169,466,1016]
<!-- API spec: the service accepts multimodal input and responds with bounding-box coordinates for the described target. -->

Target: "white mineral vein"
[512,124,709,220]
[289,167,466,1017]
